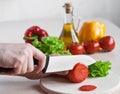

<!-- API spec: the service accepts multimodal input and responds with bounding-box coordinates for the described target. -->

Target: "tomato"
[67,43,84,55]
[24,25,48,44]
[79,85,97,91]
[84,41,100,54]
[67,63,88,83]
[99,36,115,51]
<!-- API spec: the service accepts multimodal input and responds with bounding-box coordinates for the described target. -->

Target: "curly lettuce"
[33,36,71,55]
[88,61,111,77]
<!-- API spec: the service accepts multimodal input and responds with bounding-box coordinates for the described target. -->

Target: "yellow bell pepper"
[78,21,106,42]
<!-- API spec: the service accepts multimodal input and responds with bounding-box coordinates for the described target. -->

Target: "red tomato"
[24,25,48,44]
[67,43,84,55]
[84,41,100,54]
[99,36,115,51]
[67,63,88,83]
[79,85,97,91]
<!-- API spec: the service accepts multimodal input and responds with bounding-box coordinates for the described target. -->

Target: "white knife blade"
[42,55,96,73]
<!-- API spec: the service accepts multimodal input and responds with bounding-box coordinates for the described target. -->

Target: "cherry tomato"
[84,41,100,54]
[67,43,84,55]
[99,36,115,51]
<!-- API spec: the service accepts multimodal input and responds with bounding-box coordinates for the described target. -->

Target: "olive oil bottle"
[59,3,79,50]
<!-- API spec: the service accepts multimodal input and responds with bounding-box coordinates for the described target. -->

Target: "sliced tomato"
[67,63,88,83]
[79,85,97,91]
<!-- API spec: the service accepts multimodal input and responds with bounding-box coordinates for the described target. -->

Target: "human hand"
[22,70,68,79]
[0,43,46,75]
[21,54,69,79]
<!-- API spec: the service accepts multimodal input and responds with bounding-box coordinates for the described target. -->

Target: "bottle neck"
[64,13,73,24]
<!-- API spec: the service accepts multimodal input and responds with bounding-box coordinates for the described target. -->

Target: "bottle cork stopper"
[64,2,73,13]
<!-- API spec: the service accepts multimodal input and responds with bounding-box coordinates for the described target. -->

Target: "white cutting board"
[40,71,120,94]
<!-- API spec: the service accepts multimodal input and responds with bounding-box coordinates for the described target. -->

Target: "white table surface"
[0,17,120,94]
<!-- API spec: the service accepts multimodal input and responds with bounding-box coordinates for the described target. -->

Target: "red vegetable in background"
[67,43,84,55]
[24,25,48,44]
[67,63,88,83]
[99,36,115,51]
[84,40,100,54]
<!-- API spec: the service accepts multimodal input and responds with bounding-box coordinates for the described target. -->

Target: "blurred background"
[0,0,120,27]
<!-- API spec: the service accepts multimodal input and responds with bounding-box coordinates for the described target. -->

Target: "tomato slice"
[67,63,88,83]
[79,85,97,91]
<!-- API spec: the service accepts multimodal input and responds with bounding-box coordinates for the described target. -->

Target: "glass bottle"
[59,3,79,50]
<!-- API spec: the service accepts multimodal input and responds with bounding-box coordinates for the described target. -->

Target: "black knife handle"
[0,67,13,72]
[33,56,49,73]
[0,58,38,73]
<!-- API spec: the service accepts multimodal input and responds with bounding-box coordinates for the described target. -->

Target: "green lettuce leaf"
[33,36,71,55]
[88,61,111,77]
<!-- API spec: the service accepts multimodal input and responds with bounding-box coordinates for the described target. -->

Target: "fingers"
[0,43,46,75]
[14,44,46,74]
[38,71,69,79]
[0,44,34,75]
[27,51,34,73]
[30,45,46,73]
[53,71,69,76]
[19,70,69,80]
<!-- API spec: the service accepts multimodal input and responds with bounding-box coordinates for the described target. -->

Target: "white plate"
[40,71,120,94]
